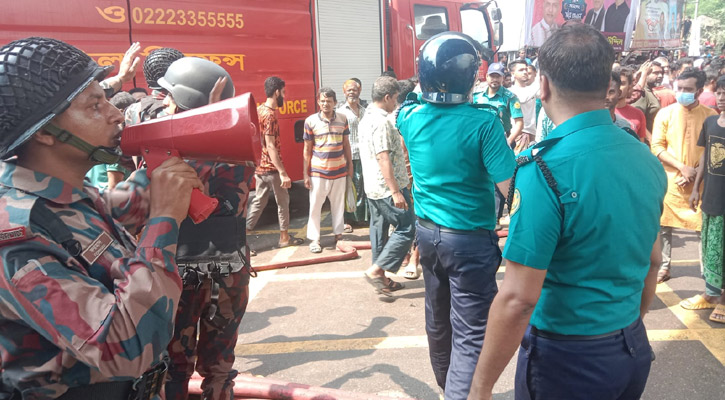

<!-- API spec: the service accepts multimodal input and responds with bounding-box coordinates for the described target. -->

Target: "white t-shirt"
[509,82,539,135]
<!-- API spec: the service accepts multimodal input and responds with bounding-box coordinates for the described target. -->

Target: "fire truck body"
[1,0,500,180]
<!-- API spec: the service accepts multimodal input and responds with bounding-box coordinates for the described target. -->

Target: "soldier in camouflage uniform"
[155,57,255,400]
[0,37,202,400]
[124,47,184,127]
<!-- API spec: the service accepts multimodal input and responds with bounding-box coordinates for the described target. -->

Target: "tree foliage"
[684,0,725,47]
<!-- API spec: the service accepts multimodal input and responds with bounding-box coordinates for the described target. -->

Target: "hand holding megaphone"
[148,157,205,227]
[121,93,262,223]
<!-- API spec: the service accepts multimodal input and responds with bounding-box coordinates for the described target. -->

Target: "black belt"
[417,218,492,235]
[57,357,168,400]
[530,326,622,341]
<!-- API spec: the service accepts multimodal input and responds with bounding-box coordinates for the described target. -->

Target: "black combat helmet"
[158,57,235,111]
[143,47,184,90]
[0,37,113,158]
[418,32,481,104]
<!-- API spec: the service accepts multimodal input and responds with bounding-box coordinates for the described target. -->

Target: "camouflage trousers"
[165,270,250,400]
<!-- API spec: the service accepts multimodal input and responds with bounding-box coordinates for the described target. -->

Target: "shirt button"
[571,192,578,198]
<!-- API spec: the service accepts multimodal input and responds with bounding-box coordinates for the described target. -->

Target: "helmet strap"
[43,123,122,164]
[422,92,468,104]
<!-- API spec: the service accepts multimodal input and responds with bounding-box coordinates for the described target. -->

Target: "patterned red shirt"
[256,104,282,175]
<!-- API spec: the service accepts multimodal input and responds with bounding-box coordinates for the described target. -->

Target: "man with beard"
[633,60,666,132]
[337,79,369,229]
[246,77,302,249]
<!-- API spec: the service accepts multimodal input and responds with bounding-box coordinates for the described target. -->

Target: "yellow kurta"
[651,103,718,231]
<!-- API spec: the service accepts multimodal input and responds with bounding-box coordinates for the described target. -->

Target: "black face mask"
[42,123,122,164]
[277,95,284,108]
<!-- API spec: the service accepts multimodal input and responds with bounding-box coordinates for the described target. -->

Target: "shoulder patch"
[514,102,521,109]
[0,227,27,245]
[510,189,521,216]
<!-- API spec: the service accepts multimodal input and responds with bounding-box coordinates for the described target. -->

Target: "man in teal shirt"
[473,62,524,225]
[472,62,524,142]
[396,32,515,399]
[469,24,667,400]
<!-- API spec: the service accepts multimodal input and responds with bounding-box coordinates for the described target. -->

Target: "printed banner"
[524,0,640,51]
[630,0,684,49]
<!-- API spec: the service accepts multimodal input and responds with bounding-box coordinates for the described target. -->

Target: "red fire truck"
[1,0,502,180]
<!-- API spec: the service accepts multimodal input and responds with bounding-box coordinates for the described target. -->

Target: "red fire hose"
[188,372,415,400]
[252,240,371,272]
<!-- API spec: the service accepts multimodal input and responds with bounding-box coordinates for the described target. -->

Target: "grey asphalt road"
[231,184,725,400]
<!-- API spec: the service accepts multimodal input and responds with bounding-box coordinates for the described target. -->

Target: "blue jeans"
[416,221,501,400]
[515,318,652,400]
[368,188,415,273]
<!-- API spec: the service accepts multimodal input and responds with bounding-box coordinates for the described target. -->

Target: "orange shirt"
[651,103,718,230]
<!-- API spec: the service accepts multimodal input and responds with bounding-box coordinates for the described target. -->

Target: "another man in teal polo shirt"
[472,62,524,142]
[469,24,667,400]
[396,32,515,399]
[473,62,524,225]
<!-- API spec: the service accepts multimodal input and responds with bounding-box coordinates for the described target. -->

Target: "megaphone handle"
[142,147,218,224]
[188,189,219,224]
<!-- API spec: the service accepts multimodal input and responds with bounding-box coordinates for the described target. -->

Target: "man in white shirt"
[508,60,539,153]
[530,0,561,47]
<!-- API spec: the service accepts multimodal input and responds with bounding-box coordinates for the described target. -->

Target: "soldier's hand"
[118,42,141,83]
[149,158,204,226]
[209,76,228,104]
[280,172,292,189]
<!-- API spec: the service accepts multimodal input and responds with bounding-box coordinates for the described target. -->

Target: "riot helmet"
[0,37,113,159]
[158,57,235,111]
[143,47,184,90]
[418,32,481,104]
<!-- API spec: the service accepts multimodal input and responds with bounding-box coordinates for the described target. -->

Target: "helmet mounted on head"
[158,57,235,111]
[0,37,119,162]
[143,47,184,90]
[418,32,482,104]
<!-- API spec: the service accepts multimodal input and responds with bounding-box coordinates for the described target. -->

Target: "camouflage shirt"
[0,161,182,400]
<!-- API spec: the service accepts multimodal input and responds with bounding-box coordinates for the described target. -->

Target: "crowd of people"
[0,16,724,400]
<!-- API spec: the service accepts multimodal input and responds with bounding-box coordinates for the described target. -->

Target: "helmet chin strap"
[43,123,122,164]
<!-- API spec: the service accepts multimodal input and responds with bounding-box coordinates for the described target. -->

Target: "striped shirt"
[303,111,350,179]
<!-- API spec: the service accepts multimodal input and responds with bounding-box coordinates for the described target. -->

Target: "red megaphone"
[121,92,262,223]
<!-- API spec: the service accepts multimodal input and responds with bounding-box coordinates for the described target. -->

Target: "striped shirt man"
[303,111,350,179]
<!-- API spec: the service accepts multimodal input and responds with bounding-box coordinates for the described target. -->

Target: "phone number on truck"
[96,6,244,29]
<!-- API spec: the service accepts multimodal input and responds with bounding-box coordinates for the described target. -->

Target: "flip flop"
[680,294,718,310]
[309,241,322,254]
[402,264,420,280]
[275,237,304,249]
[364,274,392,297]
[344,224,354,233]
[386,279,405,292]
[709,304,725,324]
[657,268,670,284]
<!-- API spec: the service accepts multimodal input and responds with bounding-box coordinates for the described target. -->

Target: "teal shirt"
[472,86,523,133]
[503,110,667,335]
[85,163,130,191]
[396,101,516,230]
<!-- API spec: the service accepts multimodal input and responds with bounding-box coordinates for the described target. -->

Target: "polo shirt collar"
[318,111,337,123]
[543,109,612,142]
[0,160,89,204]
